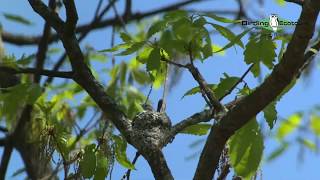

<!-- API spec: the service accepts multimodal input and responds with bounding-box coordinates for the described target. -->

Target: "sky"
[1,0,320,180]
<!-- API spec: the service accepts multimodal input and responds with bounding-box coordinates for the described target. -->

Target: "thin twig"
[44,0,117,86]
[110,0,129,34]
[161,57,187,68]
[219,63,254,101]
[122,152,140,180]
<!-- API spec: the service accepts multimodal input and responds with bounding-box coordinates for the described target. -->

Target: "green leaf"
[26,83,42,104]
[201,27,213,59]
[244,35,277,77]
[146,48,161,71]
[297,138,316,152]
[80,144,97,178]
[98,43,129,52]
[203,13,240,23]
[180,124,212,136]
[0,83,42,122]
[229,119,264,178]
[120,32,132,43]
[116,41,146,56]
[3,13,32,25]
[112,135,135,169]
[212,44,225,55]
[275,0,286,6]
[182,84,217,99]
[310,114,320,136]
[147,20,167,38]
[90,53,107,62]
[172,17,194,42]
[263,101,277,129]
[209,23,243,48]
[214,29,251,53]
[94,151,109,180]
[164,10,188,22]
[119,62,128,87]
[149,63,167,89]
[193,17,207,27]
[131,69,151,85]
[215,75,240,99]
[276,113,302,140]
[266,142,289,162]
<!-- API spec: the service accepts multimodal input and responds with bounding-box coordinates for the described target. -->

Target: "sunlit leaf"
[297,138,316,152]
[276,113,302,140]
[229,119,264,179]
[275,0,286,6]
[310,114,320,136]
[180,124,211,136]
[146,47,161,71]
[112,135,135,169]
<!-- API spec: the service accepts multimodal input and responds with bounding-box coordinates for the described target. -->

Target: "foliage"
[1,2,319,179]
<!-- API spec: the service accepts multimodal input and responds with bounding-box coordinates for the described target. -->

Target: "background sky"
[1,0,320,180]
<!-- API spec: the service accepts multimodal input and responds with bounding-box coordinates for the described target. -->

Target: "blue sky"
[1,0,320,179]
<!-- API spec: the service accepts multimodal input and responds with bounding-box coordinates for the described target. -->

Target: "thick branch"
[63,0,78,35]
[27,0,64,34]
[194,1,320,179]
[0,143,13,179]
[141,150,173,180]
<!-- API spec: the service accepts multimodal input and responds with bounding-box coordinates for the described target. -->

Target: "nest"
[132,110,172,150]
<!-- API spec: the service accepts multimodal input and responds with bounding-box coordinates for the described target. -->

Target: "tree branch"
[3,0,203,45]
[186,63,224,112]
[218,63,254,101]
[27,0,64,34]
[170,97,243,139]
[194,1,320,179]
[63,0,78,35]
[141,150,173,180]
[0,66,74,79]
[27,0,133,142]
[44,0,117,86]
[0,142,13,179]
[34,0,56,83]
